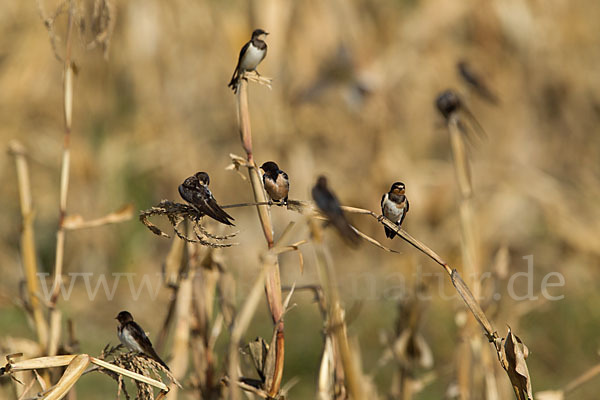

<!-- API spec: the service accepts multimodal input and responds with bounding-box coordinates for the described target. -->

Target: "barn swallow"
[457,60,498,104]
[228,29,269,93]
[435,89,486,141]
[436,89,462,120]
[116,311,170,371]
[178,172,235,226]
[381,182,409,239]
[260,161,289,205]
[311,176,360,247]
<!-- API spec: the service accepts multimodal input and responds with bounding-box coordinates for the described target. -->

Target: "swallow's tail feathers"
[206,200,235,226]
[147,348,170,371]
[384,226,397,239]
[228,68,240,92]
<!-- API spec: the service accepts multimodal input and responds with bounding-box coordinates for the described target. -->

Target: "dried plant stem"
[312,221,366,400]
[228,263,267,400]
[168,267,193,398]
[448,113,482,399]
[8,141,48,350]
[448,115,480,297]
[563,362,600,395]
[235,78,285,397]
[48,0,75,356]
[221,201,273,209]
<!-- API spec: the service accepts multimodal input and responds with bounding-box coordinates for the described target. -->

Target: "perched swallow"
[178,172,235,226]
[435,89,486,141]
[116,311,170,371]
[260,161,289,205]
[436,89,462,120]
[228,29,269,93]
[457,60,498,104]
[381,182,409,239]
[311,176,360,247]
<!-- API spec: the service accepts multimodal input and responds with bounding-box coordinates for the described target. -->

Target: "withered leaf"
[504,327,534,400]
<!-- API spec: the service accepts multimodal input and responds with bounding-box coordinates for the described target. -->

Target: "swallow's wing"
[380,193,386,211]
[229,41,251,89]
[129,322,170,370]
[202,188,235,226]
[179,184,234,226]
[312,187,341,218]
[237,41,251,67]
[178,183,195,205]
[398,197,409,227]
[128,321,155,353]
[312,187,360,247]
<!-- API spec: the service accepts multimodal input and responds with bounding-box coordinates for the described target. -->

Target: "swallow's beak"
[265,32,270,35]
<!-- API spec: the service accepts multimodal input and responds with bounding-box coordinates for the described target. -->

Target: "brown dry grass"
[2,0,600,399]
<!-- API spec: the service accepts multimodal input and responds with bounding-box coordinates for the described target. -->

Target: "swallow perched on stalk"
[457,60,498,104]
[228,29,269,93]
[381,182,409,239]
[116,311,170,371]
[435,89,486,141]
[260,161,289,205]
[178,172,235,226]
[311,176,360,247]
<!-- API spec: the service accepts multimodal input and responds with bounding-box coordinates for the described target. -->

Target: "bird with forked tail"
[178,172,235,226]
[260,161,289,205]
[116,311,170,371]
[228,29,269,93]
[381,182,409,239]
[311,176,360,247]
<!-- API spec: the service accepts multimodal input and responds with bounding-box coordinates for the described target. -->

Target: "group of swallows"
[178,164,409,246]
[118,170,407,371]
[228,30,410,243]
[113,30,410,370]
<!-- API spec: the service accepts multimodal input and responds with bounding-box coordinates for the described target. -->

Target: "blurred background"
[1,0,600,398]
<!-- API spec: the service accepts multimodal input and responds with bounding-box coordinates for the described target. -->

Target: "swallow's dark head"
[194,172,210,186]
[116,311,134,324]
[390,182,405,195]
[252,29,269,39]
[260,161,279,173]
[315,175,328,189]
[436,90,461,119]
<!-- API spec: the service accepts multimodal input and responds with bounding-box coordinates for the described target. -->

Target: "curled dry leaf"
[503,327,534,400]
[226,153,249,180]
[44,354,90,400]
[248,337,269,382]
